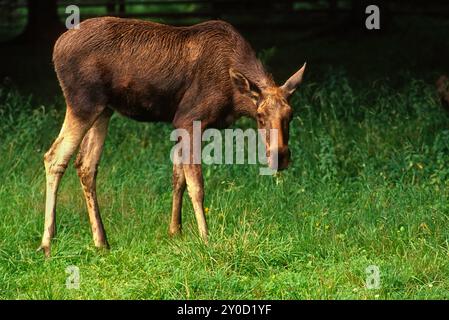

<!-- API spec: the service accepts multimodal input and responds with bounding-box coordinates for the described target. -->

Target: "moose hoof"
[36,244,51,258]
[199,231,209,244]
[94,241,110,251]
[168,225,182,237]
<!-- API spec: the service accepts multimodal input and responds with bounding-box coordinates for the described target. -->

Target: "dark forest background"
[0,0,448,103]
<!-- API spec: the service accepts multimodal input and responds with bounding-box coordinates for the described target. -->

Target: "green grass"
[1,72,449,300]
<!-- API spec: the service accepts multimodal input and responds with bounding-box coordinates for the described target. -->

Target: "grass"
[1,71,449,299]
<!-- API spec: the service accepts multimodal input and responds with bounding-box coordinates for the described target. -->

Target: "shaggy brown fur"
[53,17,273,127]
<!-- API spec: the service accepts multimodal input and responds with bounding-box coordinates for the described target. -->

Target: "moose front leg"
[183,164,208,242]
[169,163,186,236]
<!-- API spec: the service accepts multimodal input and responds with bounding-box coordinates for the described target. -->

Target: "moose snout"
[268,147,291,171]
[277,147,291,170]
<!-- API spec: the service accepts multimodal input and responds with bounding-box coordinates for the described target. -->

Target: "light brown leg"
[74,109,112,249]
[169,163,186,236]
[39,107,99,257]
[183,164,208,242]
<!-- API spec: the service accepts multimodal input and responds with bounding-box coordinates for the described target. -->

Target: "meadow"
[1,69,449,299]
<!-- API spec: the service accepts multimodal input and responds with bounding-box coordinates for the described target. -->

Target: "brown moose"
[38,17,306,256]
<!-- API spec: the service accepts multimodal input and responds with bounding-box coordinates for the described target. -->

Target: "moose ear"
[281,62,306,97]
[229,68,260,102]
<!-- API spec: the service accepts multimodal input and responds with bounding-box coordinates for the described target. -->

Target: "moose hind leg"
[74,109,112,249]
[169,163,186,236]
[39,107,97,257]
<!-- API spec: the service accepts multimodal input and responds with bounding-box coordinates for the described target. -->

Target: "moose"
[38,17,306,257]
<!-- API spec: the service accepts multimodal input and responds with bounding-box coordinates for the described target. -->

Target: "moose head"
[230,63,306,170]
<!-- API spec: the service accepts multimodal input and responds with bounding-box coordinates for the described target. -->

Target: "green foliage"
[1,73,449,299]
